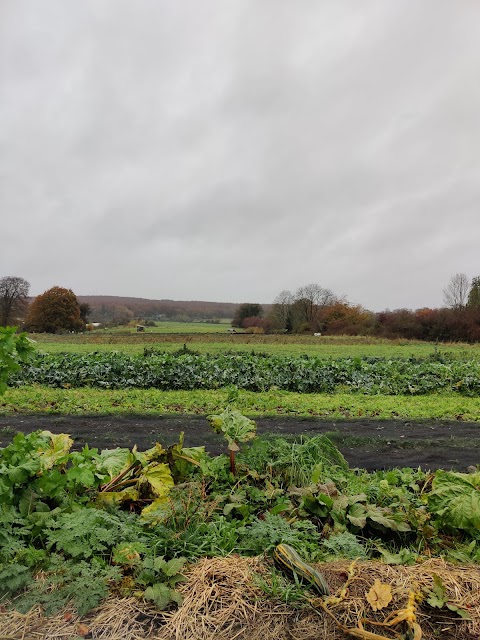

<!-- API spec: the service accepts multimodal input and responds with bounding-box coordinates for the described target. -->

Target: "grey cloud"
[1,1,480,308]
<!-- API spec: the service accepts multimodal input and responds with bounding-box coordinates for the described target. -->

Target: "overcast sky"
[1,1,480,310]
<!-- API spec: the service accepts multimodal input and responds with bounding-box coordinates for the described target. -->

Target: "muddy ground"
[1,414,479,471]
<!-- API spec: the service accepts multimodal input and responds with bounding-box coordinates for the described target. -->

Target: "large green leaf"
[428,471,480,535]
[144,583,183,610]
[66,465,95,487]
[301,493,334,518]
[208,408,256,448]
[347,503,367,528]
[98,448,135,480]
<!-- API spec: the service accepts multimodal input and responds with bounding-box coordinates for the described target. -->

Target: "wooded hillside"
[76,296,238,323]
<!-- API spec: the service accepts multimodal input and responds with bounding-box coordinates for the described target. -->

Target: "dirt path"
[1,414,479,471]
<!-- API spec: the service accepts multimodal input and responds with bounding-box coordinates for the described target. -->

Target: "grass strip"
[33,339,480,359]
[1,386,479,421]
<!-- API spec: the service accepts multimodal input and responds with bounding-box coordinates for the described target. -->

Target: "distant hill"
[77,296,239,323]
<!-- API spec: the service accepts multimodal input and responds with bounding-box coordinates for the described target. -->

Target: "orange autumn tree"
[26,286,85,333]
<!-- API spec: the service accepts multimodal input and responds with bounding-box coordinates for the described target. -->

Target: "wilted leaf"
[366,506,411,532]
[76,623,90,636]
[39,431,73,469]
[347,503,367,528]
[97,487,140,505]
[139,462,174,498]
[141,497,171,517]
[143,442,167,463]
[112,543,143,567]
[366,579,392,611]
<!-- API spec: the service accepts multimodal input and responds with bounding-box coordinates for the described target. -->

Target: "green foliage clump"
[13,556,121,616]
[0,430,199,615]
[320,532,368,560]
[1,421,480,618]
[11,351,480,395]
[237,513,320,558]
[0,326,33,394]
[239,435,347,487]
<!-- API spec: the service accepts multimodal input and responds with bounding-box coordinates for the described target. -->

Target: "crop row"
[10,352,480,395]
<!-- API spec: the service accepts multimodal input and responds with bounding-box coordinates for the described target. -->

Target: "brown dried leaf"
[76,623,90,636]
[366,579,393,611]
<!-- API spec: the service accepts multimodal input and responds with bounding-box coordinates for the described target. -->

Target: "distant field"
[100,321,230,333]
[29,331,480,359]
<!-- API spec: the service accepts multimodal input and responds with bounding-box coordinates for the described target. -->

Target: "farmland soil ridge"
[0,414,478,471]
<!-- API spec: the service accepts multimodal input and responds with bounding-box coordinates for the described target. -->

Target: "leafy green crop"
[10,351,480,395]
[0,430,204,615]
[428,471,480,537]
[208,406,257,474]
[0,327,33,395]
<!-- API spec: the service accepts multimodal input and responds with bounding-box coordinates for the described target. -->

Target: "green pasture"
[2,386,479,421]
[97,321,230,334]
[29,332,480,359]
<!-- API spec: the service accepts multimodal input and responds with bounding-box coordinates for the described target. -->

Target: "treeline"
[3,274,480,342]
[77,296,238,323]
[234,278,480,342]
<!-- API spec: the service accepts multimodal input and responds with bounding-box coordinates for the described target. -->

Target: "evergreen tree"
[467,276,480,308]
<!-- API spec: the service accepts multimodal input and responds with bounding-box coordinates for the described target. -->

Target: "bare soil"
[0,414,479,471]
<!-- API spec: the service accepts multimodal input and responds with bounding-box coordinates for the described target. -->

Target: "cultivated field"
[29,329,480,359]
[4,331,479,423]
[1,329,480,640]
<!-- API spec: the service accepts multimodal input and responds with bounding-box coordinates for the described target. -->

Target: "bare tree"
[271,289,295,330]
[295,283,337,325]
[0,276,30,327]
[443,273,469,309]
